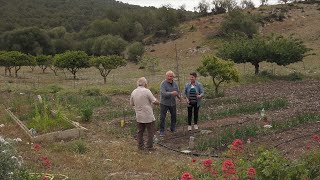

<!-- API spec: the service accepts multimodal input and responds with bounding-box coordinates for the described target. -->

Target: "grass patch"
[26,99,74,134]
[200,98,288,121]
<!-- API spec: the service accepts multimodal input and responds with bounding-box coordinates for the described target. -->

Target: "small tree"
[267,35,310,66]
[197,56,239,96]
[4,51,35,77]
[92,35,128,56]
[127,42,145,63]
[219,10,259,38]
[138,56,160,75]
[218,35,310,74]
[90,55,126,84]
[54,51,90,80]
[218,36,269,74]
[36,55,52,73]
[0,51,14,76]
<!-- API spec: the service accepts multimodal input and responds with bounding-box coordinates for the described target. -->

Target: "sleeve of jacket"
[198,82,204,97]
[160,81,172,98]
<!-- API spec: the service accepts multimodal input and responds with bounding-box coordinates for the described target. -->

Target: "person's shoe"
[188,125,192,131]
[159,131,165,137]
[194,124,198,130]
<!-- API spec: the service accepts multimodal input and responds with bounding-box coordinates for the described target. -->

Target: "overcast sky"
[117,0,280,11]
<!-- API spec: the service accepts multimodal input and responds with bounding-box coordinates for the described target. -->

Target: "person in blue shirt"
[184,72,204,131]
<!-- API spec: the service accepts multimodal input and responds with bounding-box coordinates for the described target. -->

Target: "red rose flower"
[181,172,193,180]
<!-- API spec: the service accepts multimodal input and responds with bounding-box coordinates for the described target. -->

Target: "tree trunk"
[254,63,260,74]
[214,86,219,96]
[212,77,219,96]
[103,76,107,84]
[15,66,20,77]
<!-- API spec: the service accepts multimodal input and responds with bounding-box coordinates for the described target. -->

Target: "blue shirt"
[184,81,204,107]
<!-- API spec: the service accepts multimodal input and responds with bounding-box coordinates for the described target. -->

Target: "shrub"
[47,85,63,94]
[127,42,145,63]
[83,88,101,96]
[80,103,93,122]
[71,139,88,154]
[0,137,34,180]
[287,71,303,81]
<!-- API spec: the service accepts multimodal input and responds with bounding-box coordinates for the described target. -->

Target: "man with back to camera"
[130,77,159,151]
[159,70,181,137]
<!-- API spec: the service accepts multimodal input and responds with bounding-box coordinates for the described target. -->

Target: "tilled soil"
[158,80,320,159]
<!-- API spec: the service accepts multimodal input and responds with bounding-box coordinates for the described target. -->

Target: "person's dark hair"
[190,72,197,77]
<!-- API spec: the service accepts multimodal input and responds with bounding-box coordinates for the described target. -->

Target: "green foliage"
[70,139,88,154]
[90,55,126,84]
[219,10,258,38]
[287,71,304,81]
[54,50,90,79]
[156,6,179,35]
[0,138,35,180]
[80,104,93,122]
[83,88,101,96]
[47,85,63,94]
[27,99,74,134]
[266,35,311,66]
[212,0,239,14]
[127,42,145,63]
[138,56,161,75]
[197,55,239,95]
[218,35,310,75]
[253,148,290,179]
[0,27,54,55]
[35,55,52,73]
[91,35,128,56]
[0,51,35,77]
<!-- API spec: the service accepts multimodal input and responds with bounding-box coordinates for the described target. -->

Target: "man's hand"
[197,95,202,99]
[171,91,178,96]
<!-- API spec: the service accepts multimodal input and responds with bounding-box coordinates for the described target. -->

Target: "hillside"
[145,3,320,76]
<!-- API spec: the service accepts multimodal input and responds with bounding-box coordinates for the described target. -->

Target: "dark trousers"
[188,103,199,125]
[160,104,177,132]
[137,121,155,149]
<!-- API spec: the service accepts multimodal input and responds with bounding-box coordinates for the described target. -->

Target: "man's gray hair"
[137,77,148,87]
[166,70,174,76]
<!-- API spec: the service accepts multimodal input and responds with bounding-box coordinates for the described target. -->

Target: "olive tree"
[54,51,90,80]
[218,35,310,74]
[0,51,35,77]
[35,55,52,73]
[90,55,126,84]
[197,55,239,96]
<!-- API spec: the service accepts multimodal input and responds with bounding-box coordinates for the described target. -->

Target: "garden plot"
[4,94,86,142]
[156,80,320,157]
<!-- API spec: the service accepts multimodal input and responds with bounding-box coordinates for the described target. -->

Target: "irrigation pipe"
[273,129,320,148]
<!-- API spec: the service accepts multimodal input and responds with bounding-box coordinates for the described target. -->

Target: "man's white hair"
[166,70,175,76]
[137,77,148,87]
